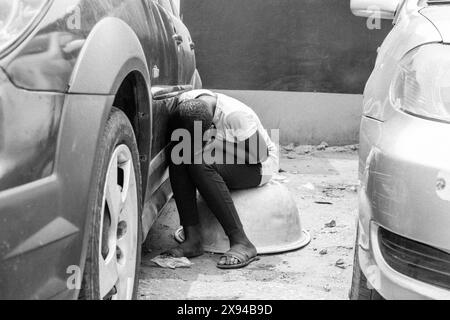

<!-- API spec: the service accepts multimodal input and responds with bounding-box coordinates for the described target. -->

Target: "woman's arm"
[205,130,269,165]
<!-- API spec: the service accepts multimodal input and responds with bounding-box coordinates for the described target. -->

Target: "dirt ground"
[139,145,359,300]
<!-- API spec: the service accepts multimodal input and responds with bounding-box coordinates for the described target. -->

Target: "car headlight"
[0,0,52,57]
[390,43,450,123]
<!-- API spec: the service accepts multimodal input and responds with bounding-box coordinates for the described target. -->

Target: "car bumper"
[357,222,450,300]
[358,112,450,300]
[0,68,64,191]
[0,67,113,299]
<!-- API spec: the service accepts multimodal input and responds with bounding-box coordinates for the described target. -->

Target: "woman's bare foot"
[165,240,204,258]
[164,225,204,258]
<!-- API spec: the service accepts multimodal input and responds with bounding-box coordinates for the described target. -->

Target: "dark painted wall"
[182,0,392,94]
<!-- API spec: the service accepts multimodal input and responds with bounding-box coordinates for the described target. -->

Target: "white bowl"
[196,181,311,255]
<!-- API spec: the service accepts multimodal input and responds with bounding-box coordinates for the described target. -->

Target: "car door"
[142,0,179,86]
[148,0,195,162]
[170,6,196,84]
[156,0,196,84]
[139,0,195,235]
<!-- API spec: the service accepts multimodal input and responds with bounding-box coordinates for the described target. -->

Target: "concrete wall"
[183,0,391,94]
[181,1,389,145]
[215,90,363,146]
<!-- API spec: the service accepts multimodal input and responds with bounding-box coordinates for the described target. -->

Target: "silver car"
[350,0,450,300]
[0,0,199,300]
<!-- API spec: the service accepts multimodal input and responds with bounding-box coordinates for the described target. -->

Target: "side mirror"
[350,0,401,20]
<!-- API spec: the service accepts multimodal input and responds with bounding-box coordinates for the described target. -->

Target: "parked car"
[0,0,201,300]
[350,0,450,299]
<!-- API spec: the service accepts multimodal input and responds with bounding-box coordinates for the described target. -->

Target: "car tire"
[349,226,384,300]
[80,107,142,300]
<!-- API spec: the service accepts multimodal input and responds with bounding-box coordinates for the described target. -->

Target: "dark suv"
[0,0,201,300]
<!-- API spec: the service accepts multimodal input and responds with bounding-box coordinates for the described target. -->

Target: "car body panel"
[361,113,450,251]
[1,0,185,92]
[361,9,441,122]
[420,5,450,43]
[1,91,114,299]
[357,222,450,300]
[0,69,63,192]
[357,0,450,299]
[1,0,195,208]
[169,14,196,83]
[68,17,151,95]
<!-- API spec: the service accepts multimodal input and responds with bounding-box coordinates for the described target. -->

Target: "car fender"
[361,9,442,122]
[65,18,154,298]
[68,17,151,96]
[58,94,115,299]
[376,10,441,65]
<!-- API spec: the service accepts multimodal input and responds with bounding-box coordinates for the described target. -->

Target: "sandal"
[217,245,259,270]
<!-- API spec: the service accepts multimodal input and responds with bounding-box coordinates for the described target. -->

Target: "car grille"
[379,228,450,290]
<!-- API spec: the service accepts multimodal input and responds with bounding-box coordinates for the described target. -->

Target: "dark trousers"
[169,162,262,238]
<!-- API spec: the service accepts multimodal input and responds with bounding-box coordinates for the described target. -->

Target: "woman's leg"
[168,163,204,257]
[187,163,262,266]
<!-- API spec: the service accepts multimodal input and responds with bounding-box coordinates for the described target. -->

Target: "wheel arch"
[113,71,152,194]
[68,17,153,196]
[62,19,154,298]
[68,17,151,96]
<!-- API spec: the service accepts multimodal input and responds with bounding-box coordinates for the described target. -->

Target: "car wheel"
[349,226,384,300]
[80,107,142,300]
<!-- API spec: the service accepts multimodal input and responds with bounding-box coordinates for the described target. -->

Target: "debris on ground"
[282,144,359,156]
[150,255,193,269]
[319,183,359,198]
[282,143,295,152]
[294,145,314,155]
[319,249,328,256]
[273,174,289,183]
[323,284,332,292]
[335,259,346,269]
[325,220,337,228]
[315,201,333,205]
[301,183,316,191]
[282,143,360,156]
[337,246,354,251]
[328,145,359,153]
